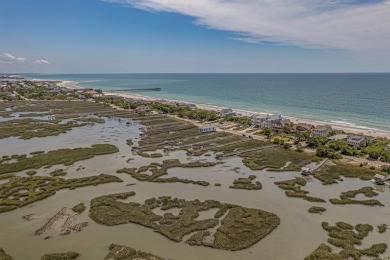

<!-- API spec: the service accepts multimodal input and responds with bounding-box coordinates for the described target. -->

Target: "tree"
[307,137,320,148]
[263,128,272,137]
[316,146,342,159]
[368,151,380,160]
[296,144,304,152]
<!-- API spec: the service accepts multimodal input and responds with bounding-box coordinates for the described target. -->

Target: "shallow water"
[1,116,390,260]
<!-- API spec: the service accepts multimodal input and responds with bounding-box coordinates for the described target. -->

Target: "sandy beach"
[61,80,390,139]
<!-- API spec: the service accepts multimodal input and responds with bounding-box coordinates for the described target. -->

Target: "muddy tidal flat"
[0,101,389,260]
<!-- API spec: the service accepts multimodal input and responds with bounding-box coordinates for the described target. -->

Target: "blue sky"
[0,0,389,73]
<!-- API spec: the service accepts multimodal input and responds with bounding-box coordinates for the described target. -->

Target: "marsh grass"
[229,175,262,190]
[0,144,119,176]
[308,206,327,214]
[306,222,387,259]
[314,161,383,185]
[117,159,217,186]
[90,192,280,251]
[274,178,326,203]
[0,118,92,140]
[0,248,13,260]
[49,169,67,177]
[0,174,122,213]
[378,224,388,233]
[104,244,165,260]
[72,203,86,214]
[41,252,80,260]
[242,148,316,171]
[329,187,383,206]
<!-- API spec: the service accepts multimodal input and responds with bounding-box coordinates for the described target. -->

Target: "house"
[347,136,369,146]
[312,125,332,137]
[294,123,314,133]
[199,125,216,133]
[383,144,390,151]
[251,114,283,129]
[220,108,236,117]
[77,95,86,100]
[273,119,292,130]
[135,105,151,114]
[374,174,390,185]
[327,134,349,141]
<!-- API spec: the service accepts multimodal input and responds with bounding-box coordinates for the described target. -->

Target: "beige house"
[312,125,332,137]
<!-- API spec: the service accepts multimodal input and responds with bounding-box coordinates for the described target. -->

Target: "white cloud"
[0,53,27,64]
[104,0,390,51]
[33,59,50,65]
[0,53,50,66]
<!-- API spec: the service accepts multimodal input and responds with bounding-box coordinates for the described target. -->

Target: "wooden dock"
[301,158,328,176]
[106,88,161,92]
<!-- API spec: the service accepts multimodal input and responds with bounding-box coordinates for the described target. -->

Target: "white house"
[312,125,333,137]
[347,136,369,146]
[383,144,390,151]
[199,125,216,133]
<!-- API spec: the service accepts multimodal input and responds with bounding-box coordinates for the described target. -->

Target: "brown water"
[1,118,390,260]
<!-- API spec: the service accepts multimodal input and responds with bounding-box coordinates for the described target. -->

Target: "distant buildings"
[384,144,390,151]
[251,114,283,129]
[346,135,369,146]
[199,125,216,133]
[294,123,314,133]
[312,125,333,137]
[327,134,349,141]
[220,108,236,117]
[135,105,151,114]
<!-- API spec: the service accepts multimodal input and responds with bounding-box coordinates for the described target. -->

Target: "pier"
[106,87,161,92]
[301,158,328,176]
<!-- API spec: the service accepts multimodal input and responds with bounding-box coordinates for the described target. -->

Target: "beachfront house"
[135,105,151,114]
[251,114,283,129]
[294,123,315,133]
[327,134,349,141]
[199,125,216,133]
[311,125,333,137]
[347,135,370,146]
[383,144,390,151]
[220,108,236,117]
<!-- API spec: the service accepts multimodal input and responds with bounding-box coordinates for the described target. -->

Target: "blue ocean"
[26,73,390,132]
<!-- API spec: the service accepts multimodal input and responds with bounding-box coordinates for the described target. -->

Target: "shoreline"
[60,80,390,139]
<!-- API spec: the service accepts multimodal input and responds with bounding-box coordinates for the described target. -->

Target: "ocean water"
[26,73,390,132]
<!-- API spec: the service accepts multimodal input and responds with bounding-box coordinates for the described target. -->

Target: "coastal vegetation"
[0,174,122,213]
[41,252,80,260]
[308,206,327,214]
[306,222,387,259]
[274,178,326,203]
[229,175,262,190]
[0,144,119,176]
[49,169,67,177]
[117,159,217,186]
[0,248,13,260]
[378,224,388,233]
[105,244,165,260]
[242,148,317,171]
[314,161,382,185]
[72,203,86,214]
[0,118,93,140]
[329,187,383,206]
[90,192,280,251]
